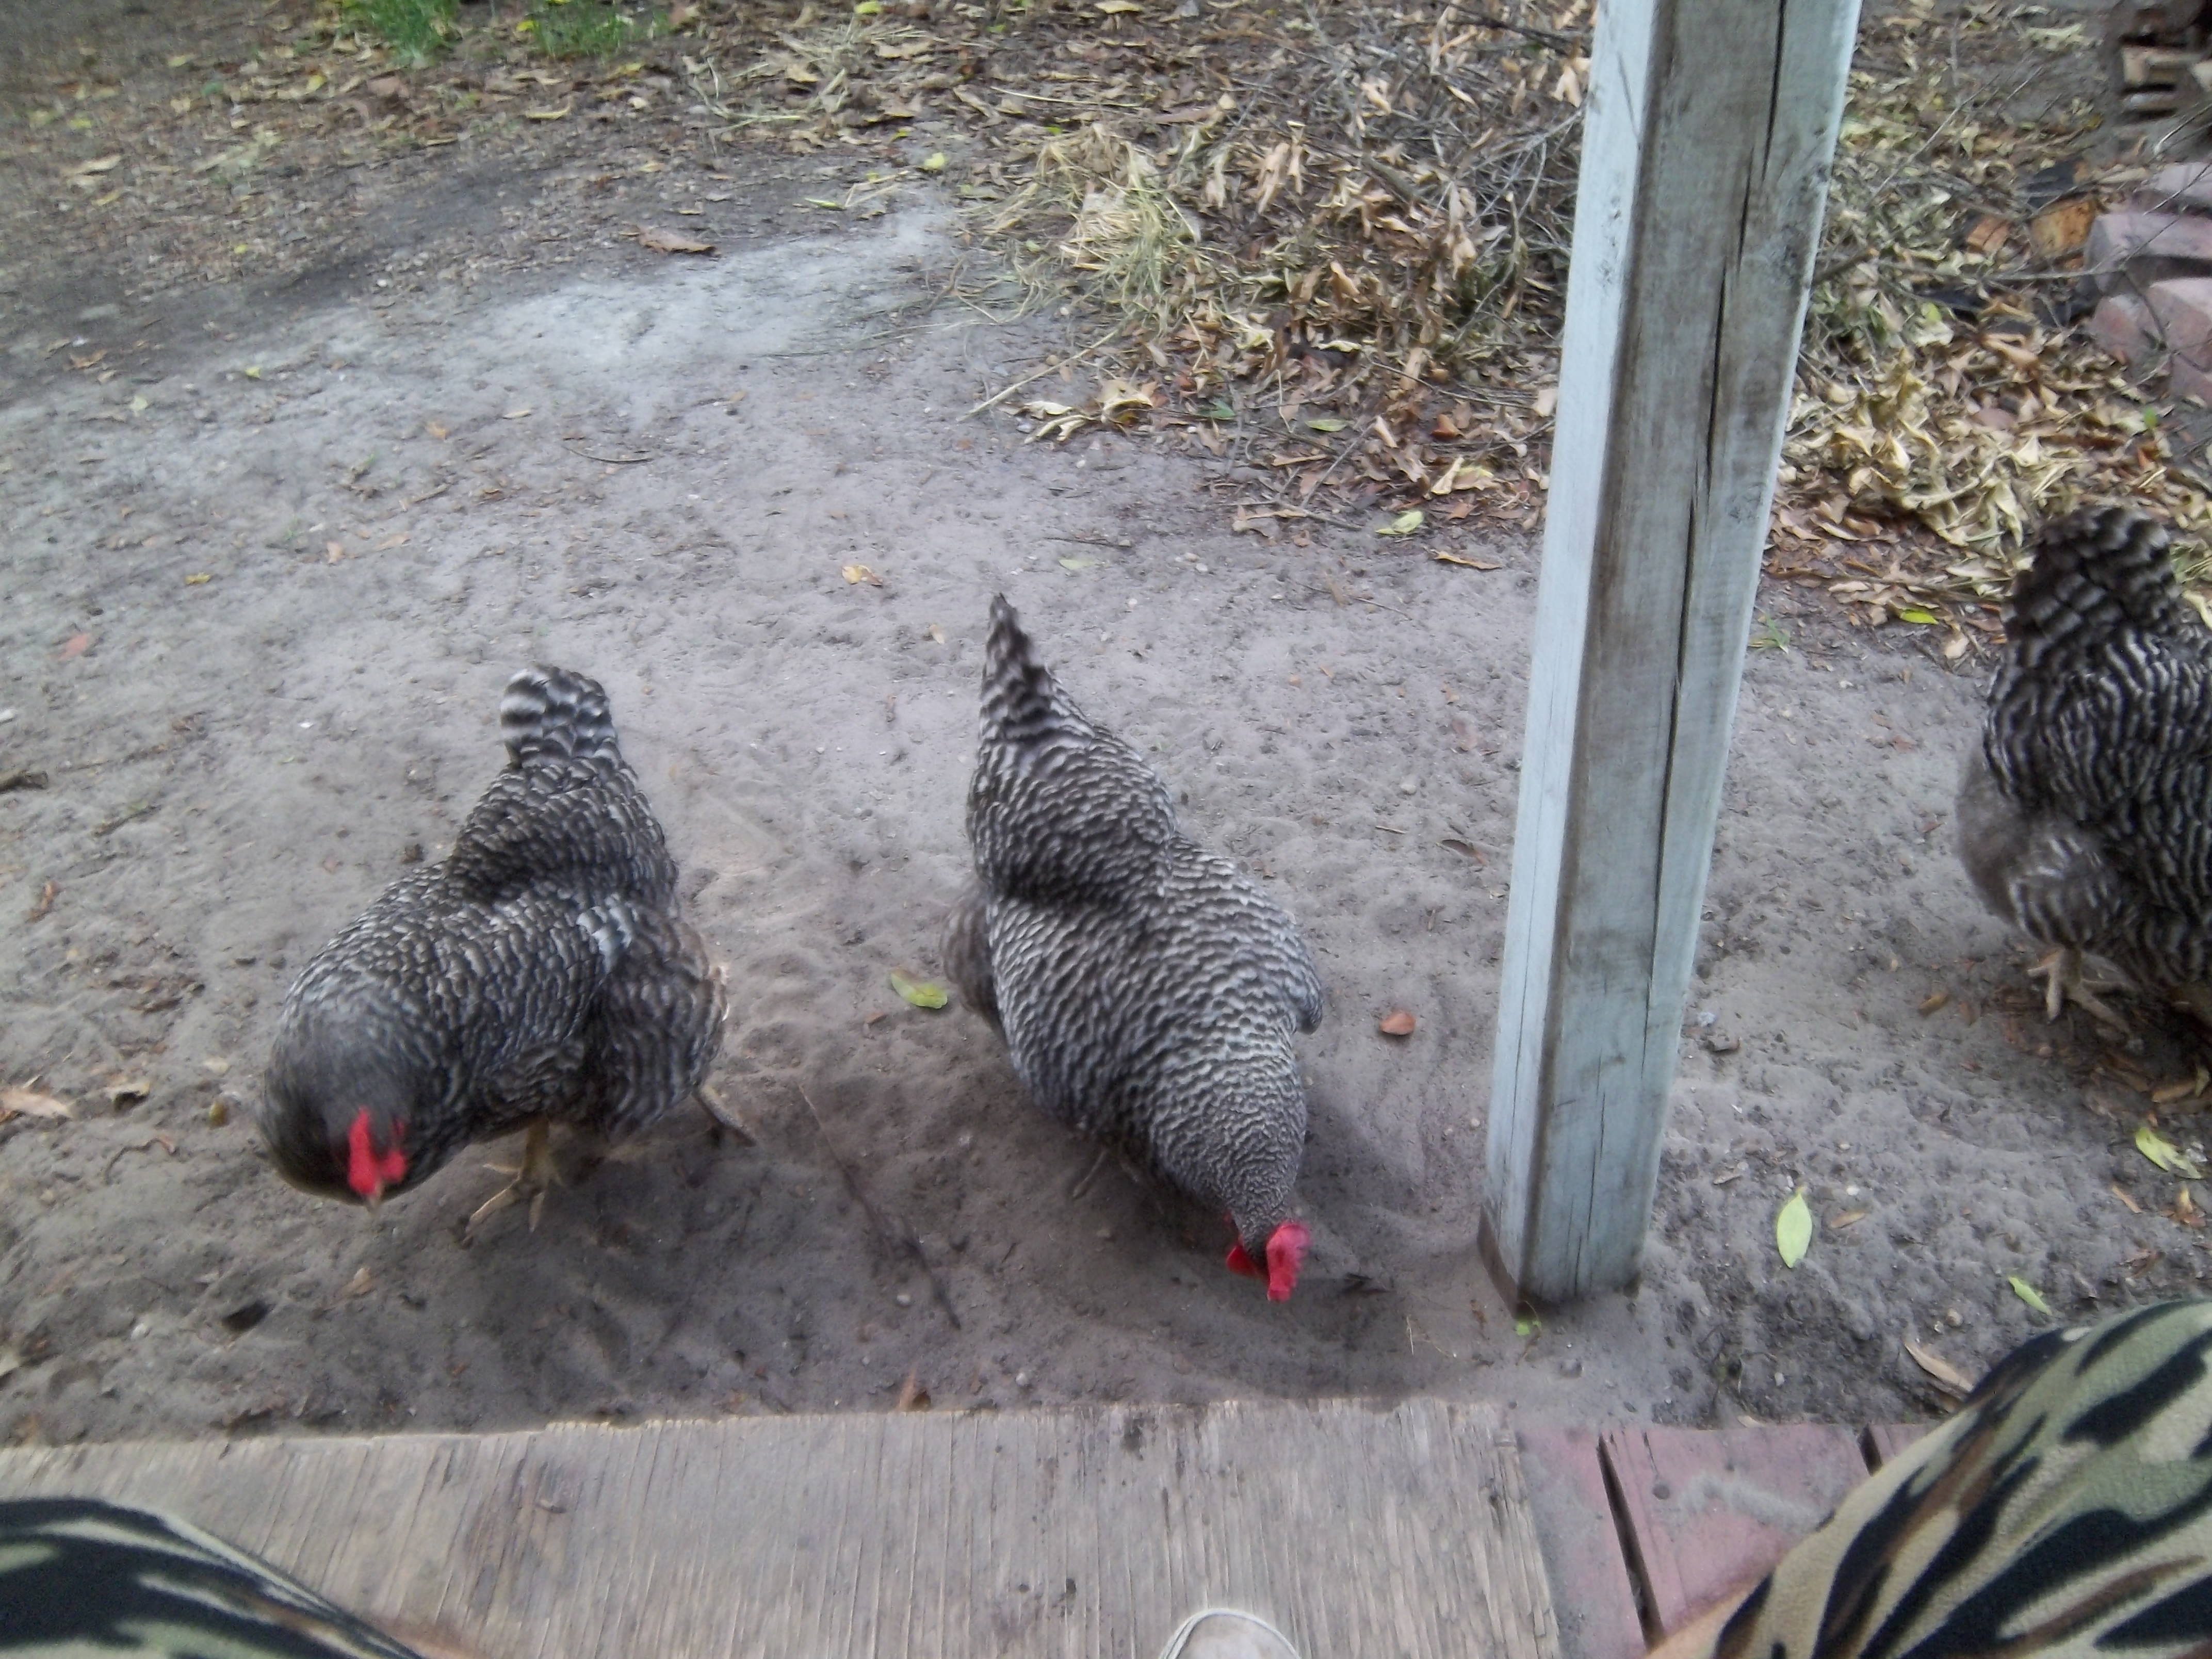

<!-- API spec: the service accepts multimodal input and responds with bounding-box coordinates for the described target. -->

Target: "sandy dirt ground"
[5,7,2210,1474]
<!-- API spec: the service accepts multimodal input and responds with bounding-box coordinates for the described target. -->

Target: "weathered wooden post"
[1482,0,1861,1301]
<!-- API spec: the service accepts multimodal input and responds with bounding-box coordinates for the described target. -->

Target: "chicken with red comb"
[259,666,726,1231]
[944,596,1325,1299]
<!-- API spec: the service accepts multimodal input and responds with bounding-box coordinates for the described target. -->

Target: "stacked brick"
[2089,164,2212,401]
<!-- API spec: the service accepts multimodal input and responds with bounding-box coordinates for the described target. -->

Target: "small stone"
[1399,776,1419,795]
[1015,1371,1032,1388]
[894,1293,912,1308]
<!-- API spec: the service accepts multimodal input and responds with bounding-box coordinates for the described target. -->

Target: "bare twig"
[964,329,1122,420]
[796,1086,960,1328]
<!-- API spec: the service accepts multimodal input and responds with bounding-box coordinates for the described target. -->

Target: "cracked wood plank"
[0,1398,1559,1659]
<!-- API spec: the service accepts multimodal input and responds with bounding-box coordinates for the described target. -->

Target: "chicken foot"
[2027,948,2128,1029]
[466,1119,559,1237]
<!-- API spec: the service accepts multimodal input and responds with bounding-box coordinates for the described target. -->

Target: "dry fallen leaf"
[2113,1182,2143,1214]
[1378,1009,1417,1037]
[1963,213,2011,255]
[57,633,91,661]
[1917,989,1951,1015]
[104,1077,152,1108]
[896,1367,932,1410]
[2029,197,2096,259]
[426,420,449,440]
[639,225,717,255]
[524,102,574,121]
[843,564,884,587]
[1434,551,1501,570]
[340,1267,375,1298]
[0,1087,75,1122]
[1905,1335,1975,1397]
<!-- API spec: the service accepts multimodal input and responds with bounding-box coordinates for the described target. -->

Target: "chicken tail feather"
[500,667,623,773]
[980,594,1094,754]
[2007,508,2189,673]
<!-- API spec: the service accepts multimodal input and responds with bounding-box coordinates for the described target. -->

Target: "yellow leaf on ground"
[890,969,948,1009]
[1776,1187,1813,1267]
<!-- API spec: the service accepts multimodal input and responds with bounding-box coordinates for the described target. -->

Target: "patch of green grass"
[523,1,660,59]
[343,0,459,66]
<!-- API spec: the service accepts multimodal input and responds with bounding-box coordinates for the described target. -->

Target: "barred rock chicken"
[260,668,726,1231]
[1958,507,2212,1027]
[944,596,1325,1300]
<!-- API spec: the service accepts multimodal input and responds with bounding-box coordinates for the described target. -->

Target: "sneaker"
[1156,1608,1303,1659]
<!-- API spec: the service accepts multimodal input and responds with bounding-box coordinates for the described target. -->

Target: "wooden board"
[1862,1422,1935,1470]
[1599,1424,1866,1636]
[1482,0,1865,1299]
[0,1398,1560,1659]
[1514,1425,1649,1659]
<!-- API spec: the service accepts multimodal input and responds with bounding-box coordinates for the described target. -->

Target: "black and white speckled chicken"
[942,596,1325,1300]
[260,668,727,1231]
[1958,507,2212,1027]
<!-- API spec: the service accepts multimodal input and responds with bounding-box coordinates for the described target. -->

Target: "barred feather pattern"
[947,596,1324,1261]
[1695,1298,2212,1659]
[0,1498,436,1657]
[1961,508,2212,993]
[259,667,726,1203]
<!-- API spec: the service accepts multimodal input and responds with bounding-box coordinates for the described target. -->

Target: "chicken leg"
[466,1119,559,1236]
[2027,947,2127,1029]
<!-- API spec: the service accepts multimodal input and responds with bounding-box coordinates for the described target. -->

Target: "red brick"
[2149,276,2212,359]
[1862,1423,1934,1469]
[1599,1424,1868,1636]
[2171,353,2212,406]
[2140,162,2212,216]
[2090,292,2161,363]
[2086,210,2212,290]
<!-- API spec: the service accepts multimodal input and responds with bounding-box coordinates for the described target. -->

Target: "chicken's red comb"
[1263,1220,1308,1302]
[347,1110,408,1199]
[1225,1219,1309,1301]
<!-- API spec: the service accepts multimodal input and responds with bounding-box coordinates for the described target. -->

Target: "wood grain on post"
[1484,0,1862,1301]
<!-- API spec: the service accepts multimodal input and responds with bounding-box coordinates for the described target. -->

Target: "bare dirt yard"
[3,0,2207,1480]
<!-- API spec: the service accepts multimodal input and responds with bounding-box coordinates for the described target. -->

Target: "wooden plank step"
[1598,1425,1866,1638]
[0,1399,1560,1659]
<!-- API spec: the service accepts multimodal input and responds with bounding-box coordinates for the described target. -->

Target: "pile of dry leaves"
[694,0,2212,627]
